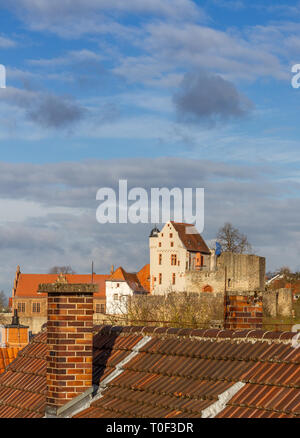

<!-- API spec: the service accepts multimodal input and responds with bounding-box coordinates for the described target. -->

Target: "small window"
[171,254,177,265]
[120,295,128,302]
[159,254,162,265]
[159,273,162,285]
[96,303,105,313]
[116,283,120,288]
[170,242,174,247]
[170,233,173,238]
[18,302,25,313]
[113,294,119,301]
[32,302,40,313]
[172,273,176,285]
[158,242,162,247]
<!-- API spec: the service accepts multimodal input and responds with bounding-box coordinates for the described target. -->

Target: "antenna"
[91,261,94,284]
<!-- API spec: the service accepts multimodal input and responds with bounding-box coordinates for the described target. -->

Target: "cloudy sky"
[1,0,300,295]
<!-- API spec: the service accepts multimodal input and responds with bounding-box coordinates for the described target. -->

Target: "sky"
[1,0,300,295]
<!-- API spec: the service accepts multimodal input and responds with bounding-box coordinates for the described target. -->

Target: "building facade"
[150,221,212,294]
[150,221,265,295]
[9,266,110,332]
[106,265,150,315]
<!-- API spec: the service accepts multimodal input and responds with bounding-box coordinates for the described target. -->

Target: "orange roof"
[137,264,150,292]
[0,347,21,374]
[107,266,149,293]
[170,221,210,254]
[14,273,110,299]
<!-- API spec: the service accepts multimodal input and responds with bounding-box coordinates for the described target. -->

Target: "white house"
[105,265,149,315]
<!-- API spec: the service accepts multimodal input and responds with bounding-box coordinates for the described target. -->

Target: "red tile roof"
[0,326,299,418]
[107,266,149,293]
[13,273,110,298]
[170,222,210,254]
[136,264,150,293]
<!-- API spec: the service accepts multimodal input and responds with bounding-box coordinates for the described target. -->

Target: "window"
[120,295,128,302]
[171,254,177,265]
[169,233,173,238]
[159,254,162,265]
[159,273,162,285]
[116,283,120,288]
[96,304,105,313]
[32,302,40,313]
[158,242,162,247]
[17,302,25,313]
[113,294,119,301]
[170,242,174,247]
[172,273,176,285]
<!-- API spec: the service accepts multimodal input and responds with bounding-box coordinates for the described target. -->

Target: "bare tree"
[217,222,252,254]
[0,290,8,312]
[48,266,76,274]
[276,266,291,276]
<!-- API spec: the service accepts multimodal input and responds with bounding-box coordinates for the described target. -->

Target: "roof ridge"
[93,325,299,344]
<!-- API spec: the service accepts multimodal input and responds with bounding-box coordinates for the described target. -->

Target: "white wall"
[150,222,187,295]
[106,281,133,315]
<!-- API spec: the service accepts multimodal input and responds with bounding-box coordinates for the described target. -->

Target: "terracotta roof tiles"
[170,221,210,254]
[0,325,299,418]
[14,273,110,298]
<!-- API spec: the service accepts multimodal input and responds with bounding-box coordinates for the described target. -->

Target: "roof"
[13,273,110,299]
[136,264,150,293]
[170,222,211,254]
[0,348,21,374]
[0,326,299,418]
[107,266,149,293]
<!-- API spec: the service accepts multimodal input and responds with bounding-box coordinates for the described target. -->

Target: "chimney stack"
[38,276,98,417]
[3,309,29,348]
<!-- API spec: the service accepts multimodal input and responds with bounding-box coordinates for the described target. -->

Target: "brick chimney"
[38,276,98,417]
[2,309,29,348]
[224,292,263,330]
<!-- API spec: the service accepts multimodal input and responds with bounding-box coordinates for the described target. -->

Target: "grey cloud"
[0,158,299,292]
[0,158,266,209]
[1,87,86,129]
[28,94,86,129]
[173,71,254,124]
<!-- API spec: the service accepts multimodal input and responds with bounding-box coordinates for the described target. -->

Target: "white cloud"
[0,35,16,48]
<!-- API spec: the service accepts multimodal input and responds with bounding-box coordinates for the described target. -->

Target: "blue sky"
[0,0,300,295]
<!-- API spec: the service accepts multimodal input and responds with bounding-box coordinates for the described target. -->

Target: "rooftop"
[13,272,110,299]
[0,325,299,418]
[170,221,211,254]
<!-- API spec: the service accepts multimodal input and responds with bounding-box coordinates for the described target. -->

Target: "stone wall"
[186,252,265,294]
[263,288,293,318]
